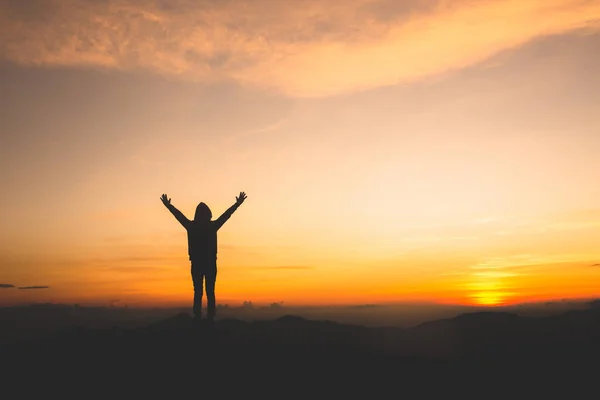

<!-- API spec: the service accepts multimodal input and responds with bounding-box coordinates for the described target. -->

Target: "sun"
[470,291,508,306]
[465,279,513,306]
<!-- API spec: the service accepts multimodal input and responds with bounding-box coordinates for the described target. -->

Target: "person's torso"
[186,221,218,260]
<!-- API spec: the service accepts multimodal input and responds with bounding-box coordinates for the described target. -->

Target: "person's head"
[194,202,212,222]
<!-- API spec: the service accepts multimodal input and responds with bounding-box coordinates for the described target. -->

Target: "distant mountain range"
[2,301,599,396]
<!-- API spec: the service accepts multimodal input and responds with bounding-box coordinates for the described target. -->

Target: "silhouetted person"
[160,192,247,323]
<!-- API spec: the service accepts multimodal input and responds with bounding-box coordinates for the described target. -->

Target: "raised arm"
[214,191,247,230]
[160,194,191,229]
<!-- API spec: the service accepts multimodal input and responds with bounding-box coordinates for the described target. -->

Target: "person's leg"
[191,263,204,319]
[205,259,218,321]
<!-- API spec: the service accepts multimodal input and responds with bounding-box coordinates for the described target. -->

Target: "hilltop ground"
[2,301,599,397]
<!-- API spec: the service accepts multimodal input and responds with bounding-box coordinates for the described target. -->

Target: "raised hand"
[160,193,171,207]
[236,191,247,205]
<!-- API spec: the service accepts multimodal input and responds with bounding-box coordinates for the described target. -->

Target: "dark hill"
[2,304,599,397]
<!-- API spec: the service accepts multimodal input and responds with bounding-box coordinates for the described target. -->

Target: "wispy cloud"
[471,254,598,271]
[93,255,179,264]
[0,283,15,288]
[17,286,50,290]
[98,265,172,273]
[1,0,598,97]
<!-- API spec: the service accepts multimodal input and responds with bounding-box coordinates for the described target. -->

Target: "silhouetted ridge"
[416,311,520,329]
[146,312,193,330]
[217,317,250,328]
[588,299,600,309]
[274,314,308,323]
[455,310,519,320]
[3,305,600,396]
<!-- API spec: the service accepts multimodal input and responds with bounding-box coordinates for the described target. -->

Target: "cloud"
[17,286,50,290]
[1,0,598,97]
[346,304,380,309]
[98,265,173,273]
[97,255,178,264]
[0,283,15,288]
[593,264,600,267]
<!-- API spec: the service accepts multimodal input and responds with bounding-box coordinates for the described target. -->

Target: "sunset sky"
[1,0,599,308]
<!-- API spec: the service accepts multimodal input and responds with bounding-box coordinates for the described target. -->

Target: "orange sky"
[1,0,599,308]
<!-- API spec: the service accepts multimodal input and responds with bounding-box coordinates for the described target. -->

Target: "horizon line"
[2,297,597,310]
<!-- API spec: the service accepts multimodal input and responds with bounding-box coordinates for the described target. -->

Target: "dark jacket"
[166,202,240,261]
